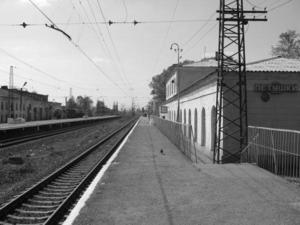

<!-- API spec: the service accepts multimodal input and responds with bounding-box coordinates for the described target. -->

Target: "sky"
[0,0,299,109]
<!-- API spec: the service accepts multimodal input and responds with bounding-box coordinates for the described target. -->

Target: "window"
[179,109,182,123]
[184,109,186,136]
[1,102,3,110]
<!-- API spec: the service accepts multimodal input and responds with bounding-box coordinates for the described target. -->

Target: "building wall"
[163,70,300,160]
[0,88,60,123]
[247,72,300,130]
[164,81,217,156]
[166,73,177,100]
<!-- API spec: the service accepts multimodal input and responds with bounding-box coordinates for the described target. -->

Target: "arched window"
[179,109,182,123]
[194,108,198,142]
[188,109,191,138]
[184,109,186,136]
[211,106,216,151]
[201,107,206,146]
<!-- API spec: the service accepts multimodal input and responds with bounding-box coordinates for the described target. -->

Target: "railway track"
[0,117,119,148]
[0,118,138,225]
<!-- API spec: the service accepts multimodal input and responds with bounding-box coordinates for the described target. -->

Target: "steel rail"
[0,118,138,225]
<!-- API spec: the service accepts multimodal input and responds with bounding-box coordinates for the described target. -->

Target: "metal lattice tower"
[214,0,267,163]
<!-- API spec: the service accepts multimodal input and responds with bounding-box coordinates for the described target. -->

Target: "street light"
[20,81,27,119]
[170,43,183,122]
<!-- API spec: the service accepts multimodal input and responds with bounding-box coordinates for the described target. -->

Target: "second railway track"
[0,118,138,225]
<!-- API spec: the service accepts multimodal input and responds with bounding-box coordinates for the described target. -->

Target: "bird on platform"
[160,149,165,155]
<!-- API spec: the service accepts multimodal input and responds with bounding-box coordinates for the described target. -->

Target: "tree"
[272,30,300,58]
[76,96,93,116]
[53,109,62,119]
[95,100,106,115]
[65,97,78,118]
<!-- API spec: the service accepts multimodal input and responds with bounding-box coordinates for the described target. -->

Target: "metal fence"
[151,116,200,163]
[241,126,300,177]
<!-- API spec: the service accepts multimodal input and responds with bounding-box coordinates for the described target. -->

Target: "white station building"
[162,56,300,158]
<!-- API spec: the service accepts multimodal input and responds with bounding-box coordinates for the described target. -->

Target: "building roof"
[183,58,217,68]
[247,57,300,72]
[183,56,300,72]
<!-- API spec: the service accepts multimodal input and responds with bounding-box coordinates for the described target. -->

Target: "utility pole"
[170,43,183,122]
[214,0,267,163]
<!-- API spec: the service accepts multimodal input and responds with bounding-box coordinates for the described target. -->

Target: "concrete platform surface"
[72,117,300,225]
[0,115,117,131]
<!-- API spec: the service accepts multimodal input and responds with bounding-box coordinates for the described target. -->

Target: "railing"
[241,126,300,177]
[151,116,200,163]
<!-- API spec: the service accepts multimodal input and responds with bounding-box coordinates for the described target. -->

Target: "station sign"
[254,82,298,94]
[160,106,168,113]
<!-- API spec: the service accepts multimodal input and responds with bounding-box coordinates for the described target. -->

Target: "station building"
[0,86,62,123]
[162,56,300,157]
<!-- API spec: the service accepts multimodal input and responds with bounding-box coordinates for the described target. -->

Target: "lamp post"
[170,43,183,122]
[20,81,27,119]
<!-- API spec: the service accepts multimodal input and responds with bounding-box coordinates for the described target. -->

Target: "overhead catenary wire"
[77,0,110,58]
[0,19,215,27]
[182,11,217,47]
[151,0,180,76]
[0,47,103,92]
[184,22,218,54]
[121,0,128,22]
[0,67,64,91]
[95,0,132,90]
[27,0,129,96]
[269,0,293,12]
[83,0,129,87]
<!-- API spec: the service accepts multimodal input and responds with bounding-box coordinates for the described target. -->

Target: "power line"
[28,0,56,25]
[77,0,110,57]
[184,22,218,54]
[269,0,293,12]
[0,67,63,91]
[0,19,215,27]
[84,0,128,87]
[28,0,129,96]
[0,48,99,91]
[152,0,180,76]
[95,0,132,90]
[245,0,267,9]
[121,0,128,22]
[183,12,216,47]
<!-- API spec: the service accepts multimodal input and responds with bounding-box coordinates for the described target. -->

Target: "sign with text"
[160,106,168,113]
[254,82,298,94]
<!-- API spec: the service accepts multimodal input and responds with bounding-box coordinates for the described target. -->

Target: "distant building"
[162,56,300,160]
[0,86,62,123]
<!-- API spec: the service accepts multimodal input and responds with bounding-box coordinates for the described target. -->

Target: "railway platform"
[71,117,300,225]
[0,115,118,132]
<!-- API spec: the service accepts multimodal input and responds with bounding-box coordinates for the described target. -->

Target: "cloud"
[19,0,55,7]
